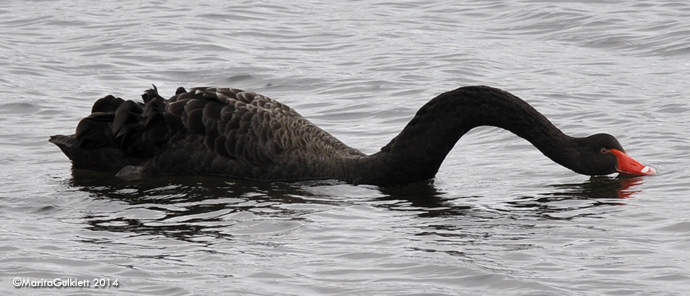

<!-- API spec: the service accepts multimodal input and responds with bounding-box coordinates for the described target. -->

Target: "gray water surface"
[1,1,689,295]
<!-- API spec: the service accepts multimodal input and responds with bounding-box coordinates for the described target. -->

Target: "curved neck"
[352,86,578,186]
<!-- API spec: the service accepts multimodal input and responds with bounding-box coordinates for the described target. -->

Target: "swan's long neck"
[352,86,577,186]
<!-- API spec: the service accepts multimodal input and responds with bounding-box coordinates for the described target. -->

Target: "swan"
[50,85,655,186]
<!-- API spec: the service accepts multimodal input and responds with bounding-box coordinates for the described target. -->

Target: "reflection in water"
[373,176,649,257]
[377,181,474,217]
[376,176,647,219]
[504,176,646,220]
[68,168,648,249]
[543,176,644,199]
[68,169,321,242]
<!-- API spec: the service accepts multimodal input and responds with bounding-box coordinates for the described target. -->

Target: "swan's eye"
[600,148,609,154]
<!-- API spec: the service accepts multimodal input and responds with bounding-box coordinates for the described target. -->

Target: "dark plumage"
[50,85,654,186]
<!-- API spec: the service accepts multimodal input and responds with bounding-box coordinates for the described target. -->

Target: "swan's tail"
[49,133,141,172]
[49,86,171,173]
[49,134,78,159]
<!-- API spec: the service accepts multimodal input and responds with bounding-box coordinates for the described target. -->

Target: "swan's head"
[578,134,656,176]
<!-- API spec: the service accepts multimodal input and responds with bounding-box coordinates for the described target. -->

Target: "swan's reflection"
[376,176,646,219]
[374,176,648,255]
[540,175,644,199]
[499,176,645,220]
[68,169,647,243]
[68,169,317,242]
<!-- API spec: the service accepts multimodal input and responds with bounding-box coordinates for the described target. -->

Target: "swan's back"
[50,87,364,180]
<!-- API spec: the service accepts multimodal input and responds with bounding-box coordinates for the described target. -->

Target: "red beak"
[609,149,656,176]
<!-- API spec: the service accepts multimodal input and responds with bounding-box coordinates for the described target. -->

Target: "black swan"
[50,85,655,186]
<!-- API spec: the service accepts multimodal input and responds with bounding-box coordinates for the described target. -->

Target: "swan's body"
[50,85,654,186]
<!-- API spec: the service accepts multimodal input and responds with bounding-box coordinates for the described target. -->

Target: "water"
[1,0,689,295]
